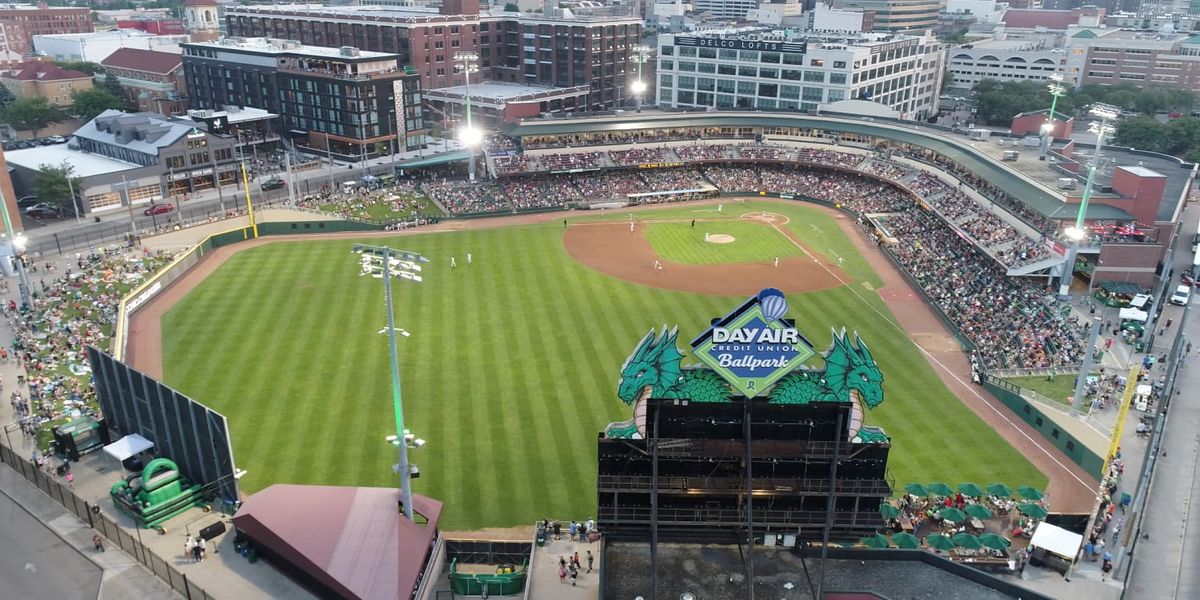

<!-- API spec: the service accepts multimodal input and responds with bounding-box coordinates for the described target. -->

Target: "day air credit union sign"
[675,37,808,55]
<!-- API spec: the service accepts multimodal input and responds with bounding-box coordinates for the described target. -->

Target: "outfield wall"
[982,376,1105,477]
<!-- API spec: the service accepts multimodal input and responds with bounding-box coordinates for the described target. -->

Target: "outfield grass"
[644,220,801,264]
[162,200,1045,529]
[1004,373,1090,405]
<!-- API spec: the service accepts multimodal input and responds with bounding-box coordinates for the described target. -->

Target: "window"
[678,75,695,89]
[760,52,780,63]
[660,60,674,70]
[186,138,208,148]
[698,48,716,59]
[697,78,714,91]
[189,151,210,165]
[165,155,185,169]
[678,46,696,57]
[830,73,846,84]
[739,50,757,61]
[661,46,673,56]
[698,62,715,74]
[802,87,822,101]
[759,68,777,79]
[780,85,799,99]
[833,61,846,68]
[718,64,735,75]
[804,71,825,83]
[126,184,160,203]
[660,74,673,87]
[86,191,121,211]
[758,83,777,97]
[736,81,755,95]
[738,66,756,77]
[782,69,802,81]
[213,148,232,161]
[783,53,803,65]
[678,90,694,104]
[678,61,696,72]
[717,79,735,93]
[810,59,824,67]
[719,49,737,60]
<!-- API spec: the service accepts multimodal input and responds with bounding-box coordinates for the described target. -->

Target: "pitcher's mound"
[707,234,735,244]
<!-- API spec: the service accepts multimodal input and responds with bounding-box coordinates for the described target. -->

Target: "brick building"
[0,2,92,59]
[222,0,642,111]
[101,48,187,116]
[0,60,92,107]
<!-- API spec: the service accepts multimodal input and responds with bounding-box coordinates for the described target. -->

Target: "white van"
[1170,285,1192,306]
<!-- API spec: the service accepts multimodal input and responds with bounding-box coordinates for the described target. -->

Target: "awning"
[103,434,154,463]
[1097,281,1144,295]
[1028,522,1082,560]
[396,150,473,170]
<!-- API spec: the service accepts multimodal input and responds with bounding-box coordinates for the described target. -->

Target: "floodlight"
[631,80,647,94]
[459,125,483,147]
[1064,226,1087,241]
[233,469,248,479]
[1040,123,1053,135]
[1089,103,1120,121]
[412,438,426,448]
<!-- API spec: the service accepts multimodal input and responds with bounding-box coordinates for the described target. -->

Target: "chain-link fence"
[0,443,213,600]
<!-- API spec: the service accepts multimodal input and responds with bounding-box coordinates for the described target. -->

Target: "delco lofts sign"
[675,37,807,55]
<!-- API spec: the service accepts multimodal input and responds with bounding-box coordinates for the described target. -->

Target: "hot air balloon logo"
[758,288,788,324]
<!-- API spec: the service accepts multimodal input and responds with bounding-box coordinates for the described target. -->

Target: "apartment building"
[0,60,92,107]
[0,3,91,57]
[656,28,944,120]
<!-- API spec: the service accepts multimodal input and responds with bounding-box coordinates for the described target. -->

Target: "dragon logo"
[604,327,887,443]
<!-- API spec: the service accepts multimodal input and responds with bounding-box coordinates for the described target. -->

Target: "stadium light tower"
[351,243,429,521]
[631,45,652,113]
[454,51,482,182]
[1040,73,1066,160]
[1058,103,1119,298]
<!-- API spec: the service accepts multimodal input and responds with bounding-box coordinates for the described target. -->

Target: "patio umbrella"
[928,482,955,497]
[904,483,929,497]
[937,507,967,524]
[958,483,984,498]
[1018,503,1049,519]
[927,533,955,551]
[879,504,901,520]
[963,504,994,521]
[860,533,890,548]
[892,532,921,549]
[979,533,1011,551]
[986,483,1013,498]
[1017,486,1045,501]
[953,533,984,549]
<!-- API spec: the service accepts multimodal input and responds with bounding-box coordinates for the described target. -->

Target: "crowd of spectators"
[423,180,510,214]
[544,152,602,171]
[295,181,434,225]
[573,171,647,201]
[674,145,728,161]
[7,248,178,440]
[501,176,582,210]
[608,148,667,166]
[493,154,537,176]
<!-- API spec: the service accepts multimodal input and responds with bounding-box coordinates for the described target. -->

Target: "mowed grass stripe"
[162,214,1045,529]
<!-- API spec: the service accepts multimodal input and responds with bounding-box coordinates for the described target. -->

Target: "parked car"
[1170,284,1192,306]
[46,135,66,144]
[260,178,286,191]
[16,195,39,208]
[25,204,60,219]
[143,203,175,216]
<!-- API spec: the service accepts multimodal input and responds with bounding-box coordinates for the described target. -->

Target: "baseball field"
[158,199,1046,530]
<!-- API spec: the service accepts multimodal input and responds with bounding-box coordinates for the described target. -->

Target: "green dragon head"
[824,328,885,409]
[617,327,684,404]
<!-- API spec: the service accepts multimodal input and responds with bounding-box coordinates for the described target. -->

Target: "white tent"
[103,434,154,463]
[1028,522,1082,560]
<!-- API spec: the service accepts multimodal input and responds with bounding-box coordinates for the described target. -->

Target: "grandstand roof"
[396,149,473,169]
[502,112,1135,221]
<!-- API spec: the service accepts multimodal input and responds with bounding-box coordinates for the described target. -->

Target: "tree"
[32,163,80,214]
[69,88,128,121]
[1112,115,1167,152]
[0,84,14,111]
[53,60,103,76]
[101,72,125,99]
[0,97,65,136]
[503,2,519,11]
[972,80,1075,126]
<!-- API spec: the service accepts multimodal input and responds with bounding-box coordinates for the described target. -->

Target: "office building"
[4,110,239,214]
[945,39,1064,86]
[222,1,642,110]
[692,0,760,20]
[656,28,944,119]
[182,37,425,161]
[0,3,92,57]
[32,29,185,64]
[0,60,92,107]
[831,0,942,32]
[101,48,188,116]
[1065,28,1200,91]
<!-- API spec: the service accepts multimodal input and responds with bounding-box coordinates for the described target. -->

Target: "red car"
[143,204,175,216]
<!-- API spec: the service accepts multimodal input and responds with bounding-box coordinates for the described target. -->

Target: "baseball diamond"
[129,199,1057,530]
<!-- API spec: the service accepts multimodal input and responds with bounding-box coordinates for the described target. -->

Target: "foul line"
[764,213,1095,493]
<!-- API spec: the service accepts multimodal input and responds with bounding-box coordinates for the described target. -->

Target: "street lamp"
[631,45,652,113]
[1057,103,1119,298]
[351,244,429,521]
[1041,74,1066,160]
[454,51,480,182]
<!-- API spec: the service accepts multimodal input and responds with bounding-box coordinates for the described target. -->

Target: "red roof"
[232,485,443,600]
[1,61,90,81]
[101,48,182,75]
[1001,9,1084,30]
